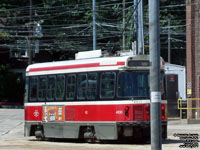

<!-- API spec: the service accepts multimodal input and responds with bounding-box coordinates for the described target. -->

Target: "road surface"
[0,109,200,150]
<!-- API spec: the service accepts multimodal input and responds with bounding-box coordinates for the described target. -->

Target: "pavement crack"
[1,122,23,136]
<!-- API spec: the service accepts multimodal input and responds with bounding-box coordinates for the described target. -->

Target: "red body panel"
[65,105,129,121]
[25,106,43,121]
[25,103,167,122]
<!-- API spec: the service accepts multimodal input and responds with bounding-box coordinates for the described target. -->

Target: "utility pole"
[138,0,144,54]
[149,0,162,150]
[133,0,138,54]
[28,0,32,65]
[168,19,171,63]
[92,0,97,50]
[123,0,126,51]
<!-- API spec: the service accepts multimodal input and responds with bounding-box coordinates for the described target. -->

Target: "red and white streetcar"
[24,50,167,142]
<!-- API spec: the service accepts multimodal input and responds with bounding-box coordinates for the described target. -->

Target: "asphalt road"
[0,109,200,150]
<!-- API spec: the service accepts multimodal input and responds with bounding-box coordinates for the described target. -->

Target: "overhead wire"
[0,0,188,53]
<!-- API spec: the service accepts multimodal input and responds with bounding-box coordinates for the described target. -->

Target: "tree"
[143,0,186,65]
[159,1,186,65]
[0,0,186,64]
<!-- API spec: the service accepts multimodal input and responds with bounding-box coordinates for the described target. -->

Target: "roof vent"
[75,50,102,60]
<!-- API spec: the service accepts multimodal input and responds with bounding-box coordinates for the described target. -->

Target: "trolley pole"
[149,0,162,150]
[92,0,97,50]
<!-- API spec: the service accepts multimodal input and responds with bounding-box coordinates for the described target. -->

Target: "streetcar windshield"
[117,71,150,98]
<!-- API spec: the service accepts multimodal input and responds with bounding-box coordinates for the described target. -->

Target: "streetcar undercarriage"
[25,121,167,142]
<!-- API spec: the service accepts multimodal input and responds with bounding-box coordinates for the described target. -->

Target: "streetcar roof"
[26,54,164,76]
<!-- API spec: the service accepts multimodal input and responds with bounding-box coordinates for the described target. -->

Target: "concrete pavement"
[0,109,200,150]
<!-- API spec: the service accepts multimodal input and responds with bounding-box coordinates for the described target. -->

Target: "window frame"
[87,72,98,100]
[38,76,47,102]
[55,74,65,101]
[28,70,155,102]
[100,71,116,99]
[29,76,38,102]
[46,75,56,101]
[117,70,150,98]
[77,73,87,100]
[66,74,76,101]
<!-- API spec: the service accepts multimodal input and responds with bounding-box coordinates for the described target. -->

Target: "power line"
[0,0,187,54]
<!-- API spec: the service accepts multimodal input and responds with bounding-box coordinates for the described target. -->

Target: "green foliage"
[0,0,186,64]
[160,1,186,65]
[143,1,186,65]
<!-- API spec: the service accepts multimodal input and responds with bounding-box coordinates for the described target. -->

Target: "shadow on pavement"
[29,137,184,145]
[163,139,183,144]
[29,138,150,145]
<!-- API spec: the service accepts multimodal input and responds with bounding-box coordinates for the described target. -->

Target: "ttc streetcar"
[24,50,167,142]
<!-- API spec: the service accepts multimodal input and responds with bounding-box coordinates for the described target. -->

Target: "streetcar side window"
[38,76,47,101]
[29,77,38,101]
[77,73,87,100]
[47,76,56,101]
[66,74,76,100]
[87,73,97,100]
[137,73,147,97]
[100,72,116,98]
[147,74,150,97]
[56,75,65,100]
[118,72,135,97]
[117,71,150,97]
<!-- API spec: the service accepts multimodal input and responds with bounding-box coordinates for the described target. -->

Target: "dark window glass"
[87,73,97,99]
[47,76,56,101]
[56,75,65,100]
[38,76,47,101]
[117,71,149,97]
[100,72,115,98]
[77,74,87,100]
[30,77,38,101]
[66,75,76,100]
[25,77,29,103]
[161,73,166,99]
